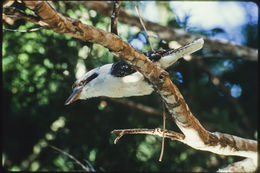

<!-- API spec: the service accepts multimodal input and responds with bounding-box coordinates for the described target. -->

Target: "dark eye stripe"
[86,73,99,83]
[72,73,99,89]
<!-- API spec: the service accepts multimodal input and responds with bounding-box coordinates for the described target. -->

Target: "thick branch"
[111,128,257,168]
[20,1,159,79]
[217,158,257,172]
[112,128,257,167]
[83,1,257,61]
[19,1,257,166]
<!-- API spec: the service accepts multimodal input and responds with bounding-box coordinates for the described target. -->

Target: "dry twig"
[159,103,166,162]
[110,1,121,35]
[49,145,93,172]
[134,2,154,51]
[3,6,44,26]
[111,128,185,144]
[2,13,16,25]
[3,27,43,32]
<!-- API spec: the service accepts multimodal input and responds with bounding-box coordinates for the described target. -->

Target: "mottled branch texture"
[217,158,257,172]
[8,1,257,170]
[111,128,185,144]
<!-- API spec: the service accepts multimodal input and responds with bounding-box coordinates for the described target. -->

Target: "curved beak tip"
[64,88,82,106]
[64,96,73,105]
[64,99,71,105]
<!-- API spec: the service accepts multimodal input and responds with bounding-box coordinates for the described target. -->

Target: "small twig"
[159,103,166,162]
[49,145,91,172]
[3,6,42,25]
[111,128,184,144]
[134,2,154,51]
[2,13,16,25]
[84,160,96,172]
[110,1,121,35]
[3,27,43,33]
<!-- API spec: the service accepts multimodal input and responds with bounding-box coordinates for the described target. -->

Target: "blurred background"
[2,1,258,171]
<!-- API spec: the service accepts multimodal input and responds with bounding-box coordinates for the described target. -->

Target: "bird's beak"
[64,87,83,105]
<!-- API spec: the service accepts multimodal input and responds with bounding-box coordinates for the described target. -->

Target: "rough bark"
[11,1,258,169]
[217,158,257,172]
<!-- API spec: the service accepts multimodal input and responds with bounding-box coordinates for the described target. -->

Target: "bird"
[65,38,204,105]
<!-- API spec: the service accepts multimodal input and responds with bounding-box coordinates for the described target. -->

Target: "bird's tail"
[159,38,204,69]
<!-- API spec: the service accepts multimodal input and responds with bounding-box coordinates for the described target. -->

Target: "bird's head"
[65,64,114,105]
[64,67,101,105]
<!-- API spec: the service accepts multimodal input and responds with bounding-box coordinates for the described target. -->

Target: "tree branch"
[110,1,121,35]
[217,158,257,172]
[2,13,16,25]
[3,6,44,26]
[105,97,248,138]
[83,1,257,61]
[112,128,258,172]
[111,128,185,144]
[49,145,93,172]
[3,27,43,32]
[159,103,166,162]
[17,1,258,167]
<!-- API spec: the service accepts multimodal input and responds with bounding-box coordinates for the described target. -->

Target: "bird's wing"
[110,60,136,77]
[110,38,204,77]
[157,38,204,69]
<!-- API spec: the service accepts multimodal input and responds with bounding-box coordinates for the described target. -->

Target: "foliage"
[2,1,257,171]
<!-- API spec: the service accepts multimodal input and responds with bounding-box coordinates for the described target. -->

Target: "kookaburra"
[65,38,204,105]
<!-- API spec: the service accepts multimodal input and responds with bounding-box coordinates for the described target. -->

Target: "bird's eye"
[72,83,76,89]
[79,81,84,86]
[72,73,98,90]
[72,80,84,90]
